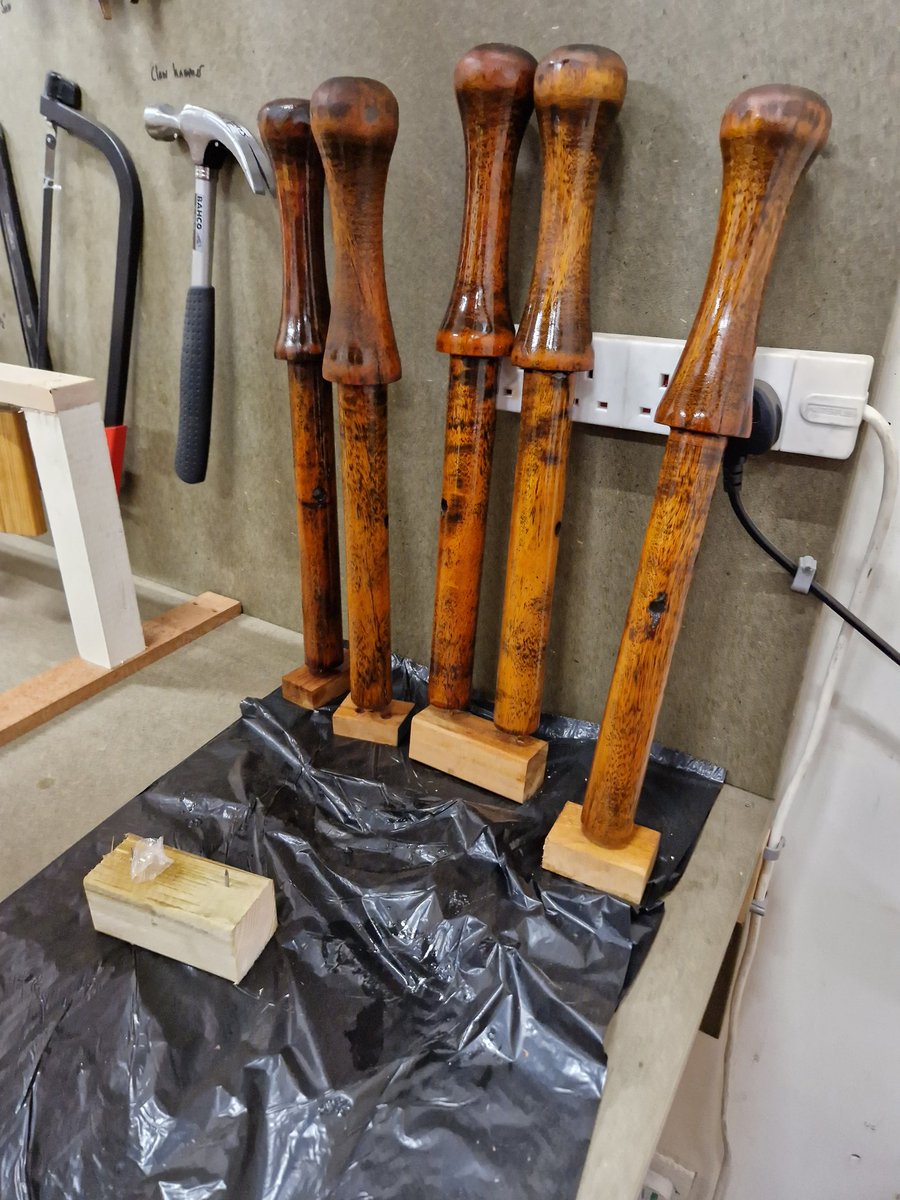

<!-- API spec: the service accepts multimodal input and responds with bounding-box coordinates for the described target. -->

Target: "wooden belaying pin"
[543,85,832,904]
[311,77,414,745]
[411,45,627,801]
[259,98,350,710]
[409,44,536,774]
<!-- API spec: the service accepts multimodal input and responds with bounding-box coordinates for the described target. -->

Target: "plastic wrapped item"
[129,834,173,882]
[0,659,723,1200]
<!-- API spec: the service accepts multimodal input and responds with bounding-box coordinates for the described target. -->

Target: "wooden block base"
[282,652,350,709]
[542,801,661,905]
[408,704,548,803]
[84,833,276,983]
[0,591,241,746]
[332,694,415,745]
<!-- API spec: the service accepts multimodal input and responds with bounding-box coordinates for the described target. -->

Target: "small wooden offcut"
[409,704,548,803]
[332,694,414,745]
[282,651,350,710]
[542,801,661,906]
[84,833,277,983]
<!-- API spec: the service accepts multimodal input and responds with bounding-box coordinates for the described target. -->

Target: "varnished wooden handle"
[436,43,536,358]
[428,45,534,712]
[259,97,344,675]
[287,363,344,673]
[511,45,626,373]
[491,45,625,736]
[582,431,724,846]
[581,85,831,850]
[493,370,573,736]
[311,77,401,386]
[338,383,393,711]
[428,356,499,710]
[656,85,831,437]
[258,98,330,360]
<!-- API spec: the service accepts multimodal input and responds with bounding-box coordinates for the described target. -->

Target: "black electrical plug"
[723,381,784,490]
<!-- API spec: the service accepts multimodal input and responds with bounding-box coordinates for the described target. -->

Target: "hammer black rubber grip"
[175,285,215,483]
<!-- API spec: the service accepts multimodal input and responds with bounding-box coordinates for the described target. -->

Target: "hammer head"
[143,103,273,194]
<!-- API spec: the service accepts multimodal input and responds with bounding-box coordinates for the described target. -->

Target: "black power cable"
[722,452,900,667]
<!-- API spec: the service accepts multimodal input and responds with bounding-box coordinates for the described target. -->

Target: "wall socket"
[648,1151,696,1198]
[497,332,874,460]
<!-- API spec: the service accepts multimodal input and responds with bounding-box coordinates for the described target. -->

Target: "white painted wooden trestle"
[0,363,144,668]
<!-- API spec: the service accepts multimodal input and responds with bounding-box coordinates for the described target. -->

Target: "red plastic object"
[105,424,127,492]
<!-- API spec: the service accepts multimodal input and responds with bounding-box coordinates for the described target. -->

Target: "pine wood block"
[0,409,46,535]
[282,652,350,709]
[542,801,661,905]
[84,833,277,983]
[0,592,241,746]
[408,704,548,803]
[332,694,414,745]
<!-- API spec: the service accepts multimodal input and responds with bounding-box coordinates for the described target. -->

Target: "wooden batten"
[0,592,240,746]
[282,652,350,710]
[542,801,660,906]
[84,833,277,984]
[409,704,548,803]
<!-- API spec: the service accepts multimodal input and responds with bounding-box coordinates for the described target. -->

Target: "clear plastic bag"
[129,835,172,882]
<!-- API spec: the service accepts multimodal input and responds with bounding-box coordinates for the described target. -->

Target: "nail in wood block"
[542,801,660,905]
[409,704,548,803]
[282,651,350,710]
[332,694,414,745]
[83,833,277,984]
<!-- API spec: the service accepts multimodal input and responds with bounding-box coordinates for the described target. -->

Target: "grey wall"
[0,0,895,796]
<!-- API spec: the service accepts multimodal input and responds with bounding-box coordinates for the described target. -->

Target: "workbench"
[0,537,772,1198]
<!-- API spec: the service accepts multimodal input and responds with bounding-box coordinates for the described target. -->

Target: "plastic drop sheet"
[0,659,723,1200]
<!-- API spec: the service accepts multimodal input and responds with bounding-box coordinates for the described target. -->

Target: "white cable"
[712,404,898,1200]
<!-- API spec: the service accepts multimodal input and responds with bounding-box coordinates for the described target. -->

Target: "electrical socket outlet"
[497,333,874,460]
[640,1168,675,1199]
[649,1152,696,1198]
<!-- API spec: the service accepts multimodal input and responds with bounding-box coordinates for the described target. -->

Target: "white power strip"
[497,332,874,460]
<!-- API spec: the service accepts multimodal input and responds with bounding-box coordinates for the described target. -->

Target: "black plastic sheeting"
[0,659,724,1200]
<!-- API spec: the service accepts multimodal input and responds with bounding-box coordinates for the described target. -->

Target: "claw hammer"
[144,103,273,483]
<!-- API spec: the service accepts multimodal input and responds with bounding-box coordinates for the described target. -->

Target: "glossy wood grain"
[258,98,329,360]
[583,85,831,847]
[511,45,627,375]
[337,383,392,711]
[429,356,498,710]
[493,45,625,737]
[311,77,401,387]
[259,98,344,675]
[311,77,401,714]
[657,86,831,437]
[429,45,534,712]
[436,43,536,358]
[583,432,724,845]
[493,369,573,734]
[286,364,343,672]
